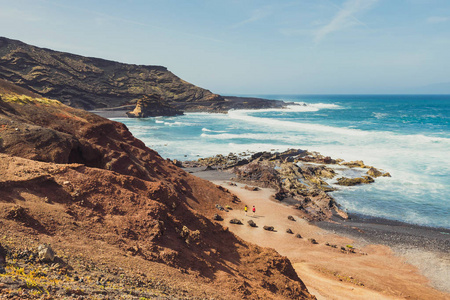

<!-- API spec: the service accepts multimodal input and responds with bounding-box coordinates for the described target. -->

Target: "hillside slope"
[0,80,315,299]
[0,37,224,110]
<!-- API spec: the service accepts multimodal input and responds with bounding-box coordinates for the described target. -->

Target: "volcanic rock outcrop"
[0,80,315,299]
[185,150,390,221]
[126,94,182,118]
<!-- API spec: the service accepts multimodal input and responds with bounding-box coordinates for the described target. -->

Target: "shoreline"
[188,167,450,297]
[316,213,450,253]
[315,213,450,294]
[90,95,292,119]
[189,166,450,251]
[184,166,450,246]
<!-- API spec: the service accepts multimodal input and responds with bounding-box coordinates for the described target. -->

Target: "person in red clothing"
[252,205,255,215]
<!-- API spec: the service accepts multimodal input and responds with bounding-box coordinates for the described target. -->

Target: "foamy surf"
[113,94,450,229]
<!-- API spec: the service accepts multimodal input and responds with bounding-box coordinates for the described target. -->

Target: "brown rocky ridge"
[0,37,289,114]
[183,149,391,221]
[0,79,315,299]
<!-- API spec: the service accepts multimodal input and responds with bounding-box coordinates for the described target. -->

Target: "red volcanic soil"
[0,80,315,299]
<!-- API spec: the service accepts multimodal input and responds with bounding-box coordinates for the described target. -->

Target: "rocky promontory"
[0,37,289,114]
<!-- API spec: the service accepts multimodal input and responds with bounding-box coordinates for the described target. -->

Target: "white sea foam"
[372,112,388,119]
[228,110,370,136]
[228,109,450,147]
[201,128,227,133]
[200,132,297,143]
[227,102,342,115]
[115,100,450,229]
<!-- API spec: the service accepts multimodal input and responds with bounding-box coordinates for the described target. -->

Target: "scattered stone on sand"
[247,220,257,227]
[228,182,237,186]
[263,226,275,231]
[243,185,260,191]
[38,244,55,262]
[286,228,293,234]
[287,215,296,221]
[295,233,302,239]
[229,219,243,225]
[215,204,228,212]
[213,214,223,221]
[308,238,318,244]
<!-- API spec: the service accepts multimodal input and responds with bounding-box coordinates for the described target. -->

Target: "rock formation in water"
[126,94,182,118]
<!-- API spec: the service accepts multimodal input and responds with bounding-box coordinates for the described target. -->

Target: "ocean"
[111,95,450,229]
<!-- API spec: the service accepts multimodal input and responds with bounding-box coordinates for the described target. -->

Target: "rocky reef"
[126,94,182,118]
[184,149,391,221]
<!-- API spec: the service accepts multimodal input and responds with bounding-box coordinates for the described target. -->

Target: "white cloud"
[232,6,273,29]
[427,16,449,24]
[313,0,378,44]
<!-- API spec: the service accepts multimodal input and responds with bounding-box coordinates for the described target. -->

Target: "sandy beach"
[190,167,450,300]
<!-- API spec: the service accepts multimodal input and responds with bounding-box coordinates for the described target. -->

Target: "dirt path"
[211,180,449,300]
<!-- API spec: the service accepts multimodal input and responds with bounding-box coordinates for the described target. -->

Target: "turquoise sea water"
[111,95,450,229]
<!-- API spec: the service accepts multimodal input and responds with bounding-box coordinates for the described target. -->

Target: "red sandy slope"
[0,80,315,299]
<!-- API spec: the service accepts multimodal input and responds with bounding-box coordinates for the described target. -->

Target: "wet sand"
[189,167,450,299]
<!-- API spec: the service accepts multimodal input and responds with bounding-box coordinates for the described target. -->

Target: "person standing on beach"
[252,205,255,215]
[244,205,248,216]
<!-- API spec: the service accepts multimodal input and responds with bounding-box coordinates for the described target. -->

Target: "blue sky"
[1,0,449,94]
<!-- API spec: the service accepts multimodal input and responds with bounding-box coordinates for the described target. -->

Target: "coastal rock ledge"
[184,149,392,222]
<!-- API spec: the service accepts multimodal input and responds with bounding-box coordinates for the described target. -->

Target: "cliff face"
[0,80,315,299]
[0,37,224,110]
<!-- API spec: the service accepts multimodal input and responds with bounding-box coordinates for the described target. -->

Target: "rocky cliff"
[0,80,315,299]
[0,37,225,111]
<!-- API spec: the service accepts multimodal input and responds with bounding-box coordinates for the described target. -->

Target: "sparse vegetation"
[1,93,61,106]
